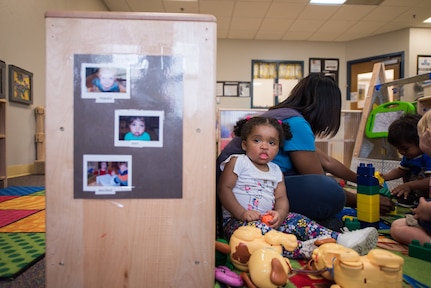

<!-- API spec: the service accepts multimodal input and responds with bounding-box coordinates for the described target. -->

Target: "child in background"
[124,116,151,141]
[112,162,128,186]
[380,113,431,207]
[94,161,112,176]
[218,116,378,259]
[88,67,126,93]
[390,110,431,245]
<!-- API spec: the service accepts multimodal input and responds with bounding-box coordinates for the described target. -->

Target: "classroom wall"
[216,28,431,111]
[409,28,431,76]
[216,39,347,109]
[0,0,108,176]
[2,0,431,175]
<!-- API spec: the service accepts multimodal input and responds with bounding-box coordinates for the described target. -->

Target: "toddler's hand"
[412,197,431,222]
[240,210,261,222]
[263,210,282,229]
[391,183,411,199]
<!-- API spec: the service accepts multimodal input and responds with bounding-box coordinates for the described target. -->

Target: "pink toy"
[215,266,243,287]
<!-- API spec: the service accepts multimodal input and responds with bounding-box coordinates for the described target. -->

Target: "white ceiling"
[102,0,431,42]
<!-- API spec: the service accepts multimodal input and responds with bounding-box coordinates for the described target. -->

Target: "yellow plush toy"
[309,242,404,288]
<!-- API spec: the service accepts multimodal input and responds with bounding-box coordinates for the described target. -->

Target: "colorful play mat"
[0,186,45,280]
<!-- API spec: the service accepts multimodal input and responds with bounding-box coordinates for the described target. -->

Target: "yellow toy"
[309,243,404,288]
[228,226,297,272]
[215,226,297,288]
[244,247,292,288]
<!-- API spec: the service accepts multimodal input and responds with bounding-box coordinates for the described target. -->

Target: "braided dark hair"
[233,116,292,148]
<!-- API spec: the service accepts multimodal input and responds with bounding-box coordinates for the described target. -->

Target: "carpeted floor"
[3,175,431,287]
[0,175,45,288]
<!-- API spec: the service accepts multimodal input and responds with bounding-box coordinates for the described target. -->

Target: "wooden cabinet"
[0,99,6,187]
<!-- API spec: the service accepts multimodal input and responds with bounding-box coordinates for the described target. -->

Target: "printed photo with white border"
[115,109,164,148]
[83,154,132,195]
[81,63,131,103]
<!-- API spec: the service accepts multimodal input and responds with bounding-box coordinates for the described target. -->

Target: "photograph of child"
[81,63,130,101]
[83,155,132,195]
[115,109,164,148]
[124,116,151,141]
[87,67,126,93]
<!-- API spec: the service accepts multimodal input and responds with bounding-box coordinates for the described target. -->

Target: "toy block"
[357,163,380,225]
[357,210,379,222]
[357,194,380,207]
[342,215,356,222]
[357,163,375,177]
[344,218,360,231]
[408,240,431,262]
[378,187,392,198]
[357,184,380,195]
[357,163,379,189]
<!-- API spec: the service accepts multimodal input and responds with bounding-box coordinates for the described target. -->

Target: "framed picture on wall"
[417,55,431,75]
[309,58,339,84]
[8,65,33,105]
[0,60,5,99]
[309,58,321,73]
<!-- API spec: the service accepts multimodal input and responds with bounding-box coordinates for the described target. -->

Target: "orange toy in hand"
[261,213,273,225]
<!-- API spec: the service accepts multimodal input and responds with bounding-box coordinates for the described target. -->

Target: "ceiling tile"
[265,2,307,18]
[199,1,235,17]
[103,0,431,42]
[232,2,271,17]
[230,16,263,30]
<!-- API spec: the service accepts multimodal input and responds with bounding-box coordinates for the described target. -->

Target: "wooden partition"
[45,11,216,287]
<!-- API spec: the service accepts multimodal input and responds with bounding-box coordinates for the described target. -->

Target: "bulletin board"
[45,11,216,287]
[73,54,183,199]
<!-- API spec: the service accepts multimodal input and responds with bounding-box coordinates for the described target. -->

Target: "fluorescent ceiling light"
[310,0,346,4]
[424,17,431,23]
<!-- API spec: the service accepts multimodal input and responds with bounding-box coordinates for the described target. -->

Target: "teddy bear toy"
[308,242,404,288]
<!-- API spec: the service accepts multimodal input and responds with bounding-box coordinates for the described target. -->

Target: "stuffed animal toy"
[308,242,404,288]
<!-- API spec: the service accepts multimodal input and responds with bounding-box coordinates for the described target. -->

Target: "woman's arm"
[316,147,357,182]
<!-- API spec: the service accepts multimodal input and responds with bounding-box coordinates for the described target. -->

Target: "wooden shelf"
[0,98,6,187]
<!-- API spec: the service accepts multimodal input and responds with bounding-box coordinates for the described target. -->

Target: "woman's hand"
[379,195,396,214]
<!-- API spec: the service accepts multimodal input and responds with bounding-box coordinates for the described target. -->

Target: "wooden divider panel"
[45,11,216,287]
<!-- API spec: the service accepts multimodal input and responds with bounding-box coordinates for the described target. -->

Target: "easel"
[350,62,401,188]
[350,63,431,190]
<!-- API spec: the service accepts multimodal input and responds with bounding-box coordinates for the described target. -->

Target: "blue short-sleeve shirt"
[272,116,315,174]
